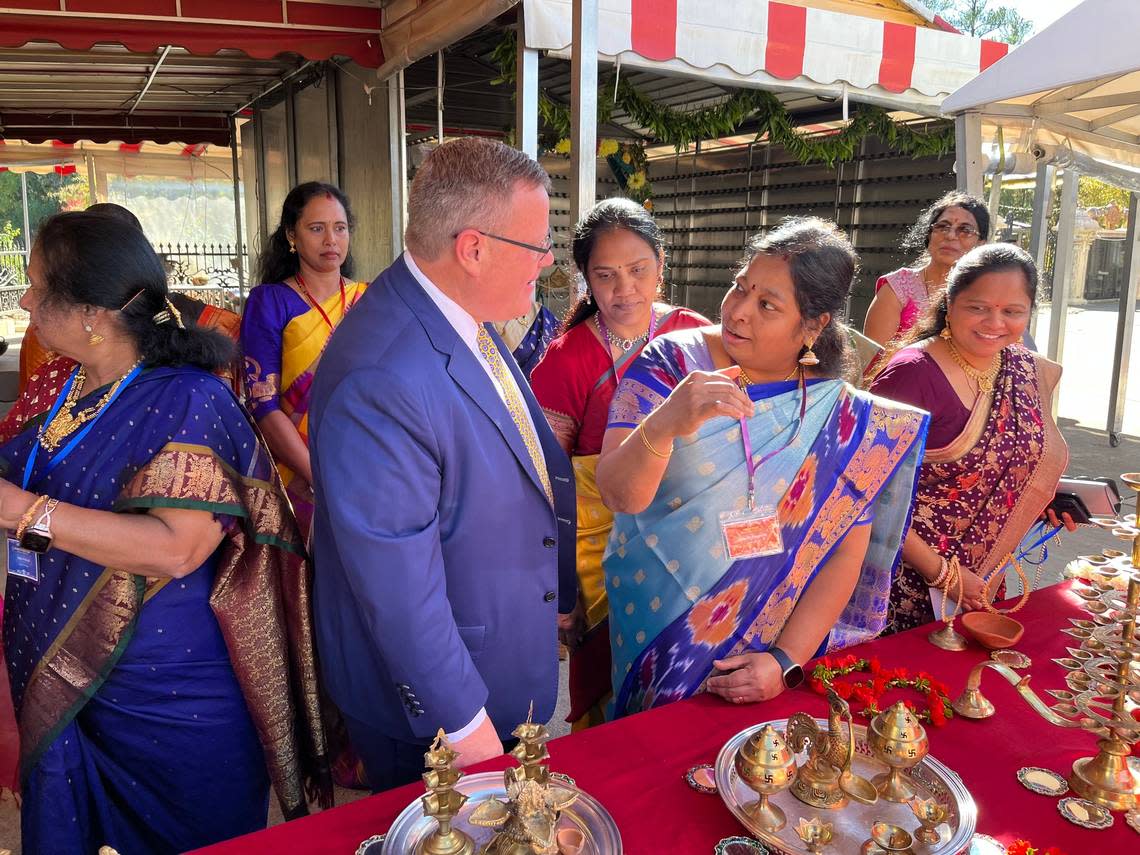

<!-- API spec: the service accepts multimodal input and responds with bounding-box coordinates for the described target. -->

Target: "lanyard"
[23,364,144,490]
[739,374,809,512]
[296,274,350,331]
[596,308,659,379]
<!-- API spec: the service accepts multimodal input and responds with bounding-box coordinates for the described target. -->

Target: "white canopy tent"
[942,0,1140,444]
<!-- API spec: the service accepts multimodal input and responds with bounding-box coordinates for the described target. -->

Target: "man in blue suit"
[309,137,577,792]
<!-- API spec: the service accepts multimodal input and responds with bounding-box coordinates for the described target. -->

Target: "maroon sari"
[871,344,1068,633]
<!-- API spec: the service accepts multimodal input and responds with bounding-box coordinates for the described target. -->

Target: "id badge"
[6,536,40,583]
[719,506,784,560]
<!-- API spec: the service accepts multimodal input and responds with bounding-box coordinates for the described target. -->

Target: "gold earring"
[288,239,296,254]
[84,322,104,346]
[799,338,820,367]
[940,322,952,340]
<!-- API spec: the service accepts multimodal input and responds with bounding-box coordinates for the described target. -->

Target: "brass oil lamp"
[734,723,797,832]
[868,701,929,803]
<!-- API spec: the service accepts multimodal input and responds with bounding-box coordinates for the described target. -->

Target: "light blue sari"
[604,329,928,717]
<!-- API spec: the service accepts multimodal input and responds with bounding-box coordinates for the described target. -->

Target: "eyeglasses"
[457,229,554,257]
[931,221,981,239]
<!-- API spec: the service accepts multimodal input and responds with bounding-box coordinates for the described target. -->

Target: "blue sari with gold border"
[1,364,328,853]
[604,329,928,717]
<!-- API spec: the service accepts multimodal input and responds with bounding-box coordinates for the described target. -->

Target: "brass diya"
[419,730,476,855]
[793,817,834,853]
[868,702,929,803]
[734,724,797,832]
[907,796,947,844]
[861,821,915,854]
[786,687,878,810]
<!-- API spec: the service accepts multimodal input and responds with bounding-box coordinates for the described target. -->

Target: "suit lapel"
[387,261,552,505]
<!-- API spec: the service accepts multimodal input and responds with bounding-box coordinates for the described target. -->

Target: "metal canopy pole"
[569,0,598,226]
[1107,192,1140,446]
[436,51,445,145]
[515,22,539,158]
[229,115,246,300]
[1027,163,1055,342]
[1047,168,1080,368]
[954,112,984,197]
[387,70,408,256]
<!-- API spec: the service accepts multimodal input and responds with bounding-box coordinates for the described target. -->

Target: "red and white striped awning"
[0,0,383,66]
[523,0,1010,115]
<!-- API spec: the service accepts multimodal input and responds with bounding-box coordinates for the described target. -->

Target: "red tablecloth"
[193,582,1133,854]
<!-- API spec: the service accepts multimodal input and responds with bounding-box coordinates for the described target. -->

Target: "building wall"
[241,64,396,287]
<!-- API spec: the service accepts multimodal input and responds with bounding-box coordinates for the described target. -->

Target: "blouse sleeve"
[530,334,590,454]
[868,351,940,414]
[239,285,288,421]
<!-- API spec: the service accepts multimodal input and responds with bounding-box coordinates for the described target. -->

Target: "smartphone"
[1046,492,1093,526]
[1055,476,1121,520]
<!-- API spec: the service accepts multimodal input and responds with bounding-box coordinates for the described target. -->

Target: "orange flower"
[687,579,749,648]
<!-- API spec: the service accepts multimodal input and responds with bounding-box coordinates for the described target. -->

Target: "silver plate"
[1016,767,1068,797]
[715,719,977,855]
[1057,796,1114,830]
[380,770,623,854]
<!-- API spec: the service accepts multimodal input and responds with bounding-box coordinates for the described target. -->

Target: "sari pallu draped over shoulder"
[884,345,1067,633]
[1,366,331,822]
[606,380,928,718]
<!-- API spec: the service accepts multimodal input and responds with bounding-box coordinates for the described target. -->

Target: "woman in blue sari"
[0,213,330,853]
[595,219,928,717]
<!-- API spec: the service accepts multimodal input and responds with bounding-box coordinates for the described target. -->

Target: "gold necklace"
[945,339,1000,395]
[39,362,143,452]
[737,365,800,391]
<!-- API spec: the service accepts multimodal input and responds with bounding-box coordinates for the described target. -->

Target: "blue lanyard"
[22,364,144,490]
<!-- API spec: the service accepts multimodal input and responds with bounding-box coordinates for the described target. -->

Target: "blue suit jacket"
[309,256,576,742]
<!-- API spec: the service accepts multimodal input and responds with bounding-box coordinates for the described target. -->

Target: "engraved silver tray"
[380,771,623,854]
[715,719,977,855]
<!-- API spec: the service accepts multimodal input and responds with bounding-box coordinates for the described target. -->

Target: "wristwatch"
[768,645,804,689]
[21,498,59,554]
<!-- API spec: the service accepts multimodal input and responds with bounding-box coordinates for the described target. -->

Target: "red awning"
[1,112,232,146]
[0,0,383,67]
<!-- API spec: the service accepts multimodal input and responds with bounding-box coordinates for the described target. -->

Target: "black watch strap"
[768,645,804,689]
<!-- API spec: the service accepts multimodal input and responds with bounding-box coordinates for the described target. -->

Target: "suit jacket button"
[543,537,556,548]
[544,591,556,602]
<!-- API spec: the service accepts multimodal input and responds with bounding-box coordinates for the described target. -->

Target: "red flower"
[868,658,883,675]
[1043,848,1068,855]
[808,677,826,695]
[834,682,854,700]
[929,703,946,727]
[1007,841,1034,855]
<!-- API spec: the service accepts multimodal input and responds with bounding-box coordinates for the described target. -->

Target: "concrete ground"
[0,301,1136,852]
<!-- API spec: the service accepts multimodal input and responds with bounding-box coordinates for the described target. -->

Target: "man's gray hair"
[404,137,551,260]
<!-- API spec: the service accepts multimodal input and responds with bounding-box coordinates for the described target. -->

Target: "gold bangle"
[16,495,48,540]
[637,424,672,459]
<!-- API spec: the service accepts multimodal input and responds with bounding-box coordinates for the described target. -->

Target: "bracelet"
[637,424,672,459]
[16,495,48,540]
[32,498,60,532]
[930,556,950,589]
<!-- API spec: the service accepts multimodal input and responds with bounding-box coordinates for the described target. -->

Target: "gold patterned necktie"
[476,326,554,505]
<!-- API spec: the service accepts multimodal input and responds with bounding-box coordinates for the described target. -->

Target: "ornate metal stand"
[951,472,1140,812]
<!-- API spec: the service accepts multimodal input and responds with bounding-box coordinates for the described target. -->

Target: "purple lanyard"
[596,308,658,380]
[739,373,809,511]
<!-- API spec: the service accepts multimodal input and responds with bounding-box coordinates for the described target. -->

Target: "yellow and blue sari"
[604,329,928,717]
[1,365,329,853]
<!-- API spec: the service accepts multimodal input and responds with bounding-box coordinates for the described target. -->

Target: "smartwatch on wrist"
[768,645,804,689]
[21,498,59,554]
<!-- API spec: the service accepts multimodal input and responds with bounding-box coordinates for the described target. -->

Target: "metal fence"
[0,240,248,314]
[155,242,247,312]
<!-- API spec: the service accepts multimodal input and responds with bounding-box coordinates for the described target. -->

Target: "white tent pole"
[1107,192,1140,445]
[954,113,984,197]
[1047,169,1080,371]
[570,0,598,226]
[387,70,408,256]
[1027,163,1056,342]
[436,51,445,145]
[515,21,539,158]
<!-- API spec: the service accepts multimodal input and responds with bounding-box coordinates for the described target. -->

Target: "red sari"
[531,305,708,728]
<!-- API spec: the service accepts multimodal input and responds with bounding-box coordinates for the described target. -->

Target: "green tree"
[0,170,90,245]
[928,0,1033,44]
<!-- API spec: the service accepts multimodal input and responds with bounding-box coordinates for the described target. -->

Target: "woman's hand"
[0,479,38,530]
[645,368,754,445]
[956,566,989,612]
[706,652,785,704]
[557,602,587,652]
[1043,508,1078,532]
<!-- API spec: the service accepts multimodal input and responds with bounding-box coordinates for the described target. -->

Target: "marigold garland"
[809,655,954,727]
[1007,840,1068,855]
